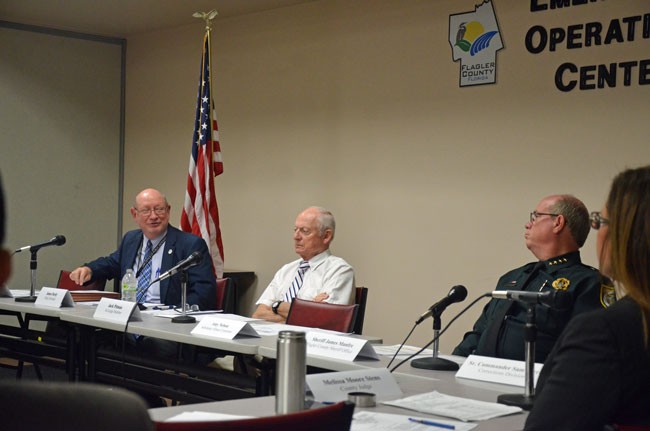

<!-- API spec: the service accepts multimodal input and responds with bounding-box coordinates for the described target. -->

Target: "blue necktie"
[136,240,153,303]
[284,260,310,302]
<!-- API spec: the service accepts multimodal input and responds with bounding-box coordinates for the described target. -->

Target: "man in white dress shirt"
[252,206,355,323]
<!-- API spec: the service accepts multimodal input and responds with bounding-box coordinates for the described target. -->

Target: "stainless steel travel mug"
[275,330,307,414]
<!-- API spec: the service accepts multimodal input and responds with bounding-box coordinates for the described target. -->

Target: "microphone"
[14,235,66,253]
[415,285,468,324]
[148,251,203,285]
[490,289,573,310]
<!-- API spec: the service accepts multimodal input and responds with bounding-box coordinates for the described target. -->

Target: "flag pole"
[184,9,225,279]
[193,9,218,180]
[192,9,218,32]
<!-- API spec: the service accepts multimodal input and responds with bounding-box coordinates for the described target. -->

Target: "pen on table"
[152,305,173,310]
[408,417,455,430]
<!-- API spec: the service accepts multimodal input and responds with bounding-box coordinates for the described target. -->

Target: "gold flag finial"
[192,9,218,31]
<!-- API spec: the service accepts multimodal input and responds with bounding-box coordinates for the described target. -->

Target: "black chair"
[0,381,154,431]
[354,286,369,334]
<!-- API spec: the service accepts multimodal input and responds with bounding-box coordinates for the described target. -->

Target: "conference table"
[0,295,528,429]
[148,360,528,430]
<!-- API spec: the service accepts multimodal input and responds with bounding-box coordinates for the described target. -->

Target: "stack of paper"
[383,390,522,422]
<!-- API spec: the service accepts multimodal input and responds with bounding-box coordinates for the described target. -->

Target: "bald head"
[130,188,171,239]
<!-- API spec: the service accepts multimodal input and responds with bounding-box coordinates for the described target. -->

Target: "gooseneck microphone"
[415,285,468,325]
[13,235,66,254]
[148,251,203,286]
[411,285,469,371]
[389,291,492,373]
[14,234,67,303]
[490,289,573,310]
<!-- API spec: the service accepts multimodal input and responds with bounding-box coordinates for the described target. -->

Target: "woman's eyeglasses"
[590,211,609,230]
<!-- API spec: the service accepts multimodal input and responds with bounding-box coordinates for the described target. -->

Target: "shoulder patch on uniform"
[600,283,616,308]
[552,277,570,291]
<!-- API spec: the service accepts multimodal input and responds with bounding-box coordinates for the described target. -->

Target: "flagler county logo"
[449,0,504,87]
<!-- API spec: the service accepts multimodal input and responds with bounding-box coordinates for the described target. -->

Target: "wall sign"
[449,0,504,87]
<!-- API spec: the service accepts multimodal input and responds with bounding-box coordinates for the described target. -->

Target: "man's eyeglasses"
[530,211,559,223]
[135,207,168,217]
[590,211,609,230]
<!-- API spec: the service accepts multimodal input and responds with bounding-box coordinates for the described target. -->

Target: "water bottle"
[121,269,138,302]
[275,331,306,414]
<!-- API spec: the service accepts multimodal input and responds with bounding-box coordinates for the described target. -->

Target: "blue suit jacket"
[86,225,216,310]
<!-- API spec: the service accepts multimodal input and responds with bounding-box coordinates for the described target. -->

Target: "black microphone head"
[549,290,573,310]
[190,250,202,262]
[449,285,468,303]
[54,235,66,246]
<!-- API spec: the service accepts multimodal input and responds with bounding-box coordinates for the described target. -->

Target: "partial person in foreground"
[0,174,12,289]
[453,194,612,362]
[525,166,650,430]
[252,206,355,323]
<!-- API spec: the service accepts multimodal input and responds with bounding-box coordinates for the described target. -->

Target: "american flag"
[181,31,224,278]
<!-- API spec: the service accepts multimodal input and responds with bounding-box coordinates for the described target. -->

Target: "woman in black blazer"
[525,166,650,431]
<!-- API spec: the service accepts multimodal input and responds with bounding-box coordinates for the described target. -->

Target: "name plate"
[306,368,402,402]
[306,332,379,362]
[191,315,260,339]
[35,287,74,308]
[93,298,142,327]
[456,354,543,387]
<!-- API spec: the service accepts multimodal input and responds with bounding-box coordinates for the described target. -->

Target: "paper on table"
[164,411,253,422]
[373,344,434,357]
[249,322,347,337]
[383,391,522,422]
[352,411,476,431]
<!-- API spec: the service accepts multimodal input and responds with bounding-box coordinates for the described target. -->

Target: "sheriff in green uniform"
[453,195,614,362]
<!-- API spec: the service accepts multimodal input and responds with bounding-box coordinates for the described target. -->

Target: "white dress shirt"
[256,250,355,306]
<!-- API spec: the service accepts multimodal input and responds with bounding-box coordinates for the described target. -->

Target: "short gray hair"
[313,207,336,238]
[549,195,590,247]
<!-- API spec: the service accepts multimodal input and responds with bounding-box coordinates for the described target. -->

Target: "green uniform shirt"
[453,251,614,362]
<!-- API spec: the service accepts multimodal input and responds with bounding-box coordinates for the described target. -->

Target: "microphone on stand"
[13,235,67,303]
[490,288,573,410]
[490,289,573,310]
[13,235,66,254]
[136,251,202,320]
[148,251,202,285]
[389,292,491,373]
[411,285,468,371]
[416,285,468,324]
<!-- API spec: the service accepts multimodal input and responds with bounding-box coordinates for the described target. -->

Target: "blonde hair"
[607,166,650,342]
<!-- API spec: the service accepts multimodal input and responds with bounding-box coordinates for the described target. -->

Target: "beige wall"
[124,0,650,352]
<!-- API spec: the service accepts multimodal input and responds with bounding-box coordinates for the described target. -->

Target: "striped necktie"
[136,240,153,303]
[284,260,310,302]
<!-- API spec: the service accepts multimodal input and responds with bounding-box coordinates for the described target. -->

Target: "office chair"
[215,277,235,313]
[155,400,355,431]
[353,286,368,334]
[0,381,154,431]
[57,269,106,291]
[286,298,358,333]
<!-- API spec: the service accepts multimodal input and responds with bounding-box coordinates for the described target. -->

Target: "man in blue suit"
[69,188,216,310]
